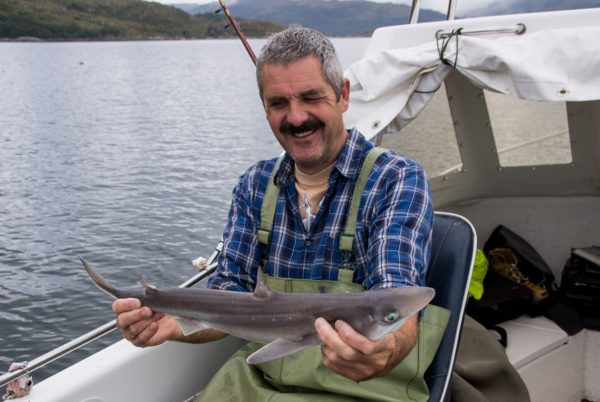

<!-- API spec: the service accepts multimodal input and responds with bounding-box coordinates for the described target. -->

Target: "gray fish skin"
[81,258,435,364]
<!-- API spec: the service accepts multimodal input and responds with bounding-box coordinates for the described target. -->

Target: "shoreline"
[0,34,369,43]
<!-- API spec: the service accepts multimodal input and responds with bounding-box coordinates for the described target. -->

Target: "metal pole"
[436,23,526,39]
[0,321,118,388]
[446,0,457,20]
[409,0,422,24]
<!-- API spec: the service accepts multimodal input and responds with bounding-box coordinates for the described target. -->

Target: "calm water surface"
[0,38,369,381]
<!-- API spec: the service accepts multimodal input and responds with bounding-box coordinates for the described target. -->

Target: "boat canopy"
[344,12,600,138]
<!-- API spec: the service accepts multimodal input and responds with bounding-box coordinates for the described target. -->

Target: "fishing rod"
[217,0,257,65]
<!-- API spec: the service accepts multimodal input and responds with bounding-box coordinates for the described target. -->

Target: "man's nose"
[286,100,309,126]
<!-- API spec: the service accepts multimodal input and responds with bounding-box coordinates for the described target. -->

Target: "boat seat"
[501,315,569,369]
[500,315,584,402]
[424,212,476,402]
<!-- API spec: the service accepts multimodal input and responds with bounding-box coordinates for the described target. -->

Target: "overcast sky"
[149,0,489,14]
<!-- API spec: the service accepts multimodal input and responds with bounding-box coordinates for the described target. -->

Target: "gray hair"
[256,25,344,101]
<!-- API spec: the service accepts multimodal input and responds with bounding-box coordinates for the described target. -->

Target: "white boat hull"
[26,336,246,402]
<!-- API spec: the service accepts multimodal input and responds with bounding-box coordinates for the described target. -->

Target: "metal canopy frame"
[410,0,457,23]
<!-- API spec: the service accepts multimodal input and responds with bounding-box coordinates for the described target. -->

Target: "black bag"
[483,225,555,290]
[560,246,600,330]
[468,225,553,329]
[467,269,532,327]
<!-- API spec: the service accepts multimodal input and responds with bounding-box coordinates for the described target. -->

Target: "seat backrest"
[424,212,476,402]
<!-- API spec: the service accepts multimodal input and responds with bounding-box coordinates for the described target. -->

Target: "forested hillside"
[0,0,281,40]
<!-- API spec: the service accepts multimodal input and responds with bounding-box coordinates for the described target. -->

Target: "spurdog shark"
[81,258,435,364]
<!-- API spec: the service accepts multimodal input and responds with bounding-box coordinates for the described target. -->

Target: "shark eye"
[383,311,399,323]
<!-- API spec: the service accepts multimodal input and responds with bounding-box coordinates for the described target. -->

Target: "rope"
[436,28,462,68]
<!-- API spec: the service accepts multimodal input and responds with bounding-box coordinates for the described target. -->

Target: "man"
[113,25,442,400]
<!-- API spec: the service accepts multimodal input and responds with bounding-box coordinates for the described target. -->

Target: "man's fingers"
[130,320,160,347]
[315,318,360,362]
[334,320,387,356]
[110,297,176,347]
[115,306,153,330]
[316,316,417,382]
[320,344,375,382]
[315,318,342,347]
[112,298,141,314]
[121,311,162,335]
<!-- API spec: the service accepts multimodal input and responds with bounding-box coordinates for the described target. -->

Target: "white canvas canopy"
[344,23,600,138]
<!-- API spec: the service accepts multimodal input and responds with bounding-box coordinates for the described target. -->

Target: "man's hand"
[112,298,182,347]
[315,314,418,382]
[112,298,228,347]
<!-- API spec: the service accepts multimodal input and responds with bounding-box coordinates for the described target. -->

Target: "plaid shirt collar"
[272,127,368,186]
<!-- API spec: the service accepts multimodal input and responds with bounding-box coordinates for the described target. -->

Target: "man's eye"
[304,97,322,103]
[268,101,284,109]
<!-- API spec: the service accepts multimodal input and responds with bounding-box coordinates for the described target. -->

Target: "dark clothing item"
[450,315,530,402]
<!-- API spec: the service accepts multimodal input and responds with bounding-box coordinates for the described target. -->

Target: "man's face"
[261,56,350,174]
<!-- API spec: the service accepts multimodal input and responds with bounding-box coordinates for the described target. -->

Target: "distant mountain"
[0,0,281,40]
[185,0,446,36]
[169,3,203,14]
[179,0,600,36]
[4,0,596,41]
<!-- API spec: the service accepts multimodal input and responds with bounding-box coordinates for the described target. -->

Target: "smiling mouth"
[280,119,323,138]
[293,129,315,138]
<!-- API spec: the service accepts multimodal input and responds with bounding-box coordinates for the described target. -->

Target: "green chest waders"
[197,149,450,402]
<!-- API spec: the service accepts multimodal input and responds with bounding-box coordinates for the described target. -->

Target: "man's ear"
[340,79,350,112]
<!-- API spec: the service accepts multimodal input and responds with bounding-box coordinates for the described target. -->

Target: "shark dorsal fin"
[253,269,272,299]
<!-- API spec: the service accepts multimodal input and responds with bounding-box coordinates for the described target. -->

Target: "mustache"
[279,119,323,135]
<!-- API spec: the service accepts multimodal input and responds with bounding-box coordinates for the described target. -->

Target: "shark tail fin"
[80,257,119,298]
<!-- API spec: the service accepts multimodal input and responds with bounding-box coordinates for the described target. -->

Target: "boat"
[2,1,599,401]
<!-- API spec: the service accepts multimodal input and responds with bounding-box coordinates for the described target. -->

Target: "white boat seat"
[499,316,569,369]
[500,315,586,402]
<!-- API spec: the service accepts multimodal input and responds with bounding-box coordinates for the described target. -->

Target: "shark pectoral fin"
[246,334,320,365]
[173,316,211,336]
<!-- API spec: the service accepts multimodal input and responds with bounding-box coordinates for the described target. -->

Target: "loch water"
[0,38,369,381]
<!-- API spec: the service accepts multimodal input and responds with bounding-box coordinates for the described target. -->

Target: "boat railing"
[0,241,223,389]
[436,23,526,38]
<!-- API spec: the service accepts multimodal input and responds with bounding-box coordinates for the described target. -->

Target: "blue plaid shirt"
[208,128,433,292]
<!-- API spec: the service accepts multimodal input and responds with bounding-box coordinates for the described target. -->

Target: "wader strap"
[339,147,387,252]
[261,272,364,294]
[258,147,387,253]
[257,156,284,246]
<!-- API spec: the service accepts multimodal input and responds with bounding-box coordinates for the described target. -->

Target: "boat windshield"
[485,91,572,167]
[379,85,462,178]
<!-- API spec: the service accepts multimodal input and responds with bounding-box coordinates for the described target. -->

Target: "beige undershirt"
[294,162,335,229]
